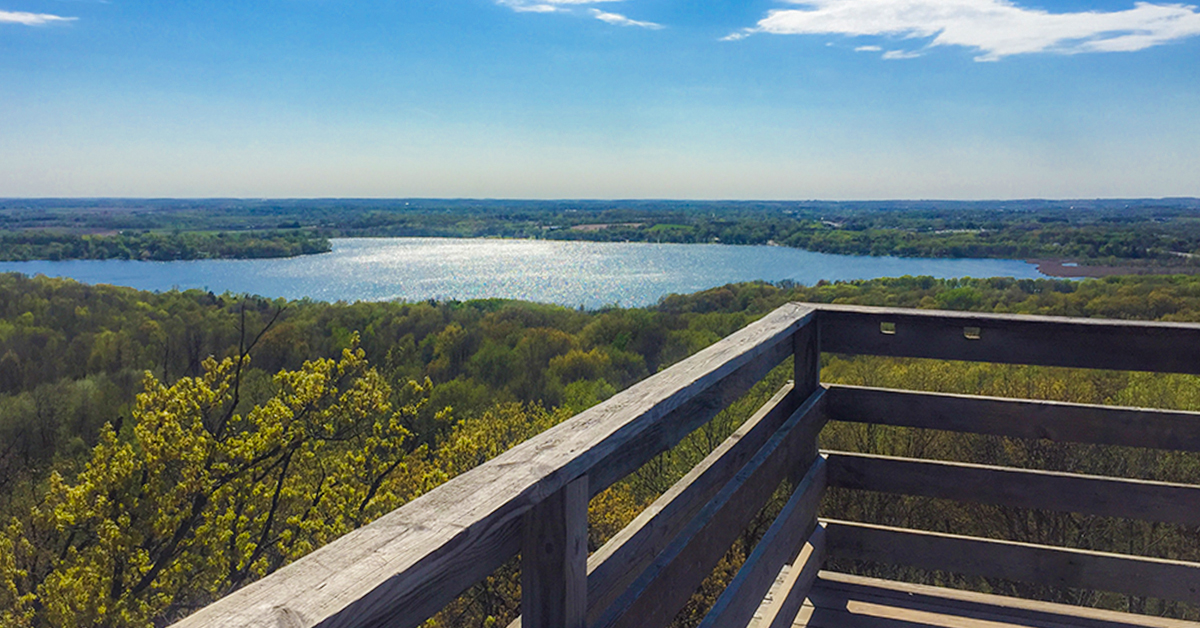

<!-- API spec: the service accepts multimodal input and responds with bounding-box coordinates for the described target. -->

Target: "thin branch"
[213,303,285,440]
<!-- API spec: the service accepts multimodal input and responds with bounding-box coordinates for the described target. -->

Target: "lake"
[0,238,1046,308]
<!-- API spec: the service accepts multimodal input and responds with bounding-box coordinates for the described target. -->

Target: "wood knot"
[274,606,308,628]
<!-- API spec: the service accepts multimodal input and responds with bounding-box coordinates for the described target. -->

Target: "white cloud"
[854,44,882,51]
[589,8,663,28]
[0,9,76,25]
[882,48,924,58]
[731,0,1200,60]
[497,0,621,12]
[498,0,663,29]
[511,3,561,12]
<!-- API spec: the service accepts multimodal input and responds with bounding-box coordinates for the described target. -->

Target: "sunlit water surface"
[0,238,1045,308]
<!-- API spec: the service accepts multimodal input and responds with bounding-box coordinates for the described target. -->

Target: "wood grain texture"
[592,388,829,628]
[798,598,1090,628]
[521,476,588,628]
[813,303,1200,374]
[799,592,1181,628]
[825,450,1200,526]
[586,311,810,497]
[824,520,1200,604]
[809,571,1200,628]
[170,304,815,628]
[826,384,1200,452]
[698,456,827,628]
[762,525,826,628]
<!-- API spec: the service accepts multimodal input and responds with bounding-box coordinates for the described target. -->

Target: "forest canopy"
[4,271,1200,626]
[0,230,330,262]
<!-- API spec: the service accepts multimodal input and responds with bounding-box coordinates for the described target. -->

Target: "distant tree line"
[0,230,330,261]
[6,199,1200,263]
[543,214,1200,264]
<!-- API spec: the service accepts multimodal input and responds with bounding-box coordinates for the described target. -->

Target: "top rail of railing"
[817,303,1200,373]
[173,303,815,628]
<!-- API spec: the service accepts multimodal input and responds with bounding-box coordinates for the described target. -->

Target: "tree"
[1,336,439,628]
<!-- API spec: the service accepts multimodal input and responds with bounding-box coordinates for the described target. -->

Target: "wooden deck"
[173,303,1200,628]
[754,570,1200,628]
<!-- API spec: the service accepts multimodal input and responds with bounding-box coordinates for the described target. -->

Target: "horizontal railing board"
[581,383,800,627]
[698,457,826,628]
[824,520,1200,605]
[171,304,815,628]
[593,388,829,628]
[586,332,799,498]
[826,451,1200,526]
[827,384,1200,452]
[814,304,1200,374]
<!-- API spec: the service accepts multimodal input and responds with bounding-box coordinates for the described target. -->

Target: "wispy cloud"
[498,0,662,29]
[510,3,561,12]
[854,44,882,51]
[498,0,620,12]
[0,9,76,25]
[589,8,662,28]
[882,49,923,59]
[726,0,1200,61]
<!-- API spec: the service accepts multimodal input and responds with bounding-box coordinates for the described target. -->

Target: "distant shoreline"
[1028,259,1200,278]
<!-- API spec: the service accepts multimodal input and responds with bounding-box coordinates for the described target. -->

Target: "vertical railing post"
[522,475,589,628]
[787,314,828,626]
[793,315,820,400]
[793,316,822,471]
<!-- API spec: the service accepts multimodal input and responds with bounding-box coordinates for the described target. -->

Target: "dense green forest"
[5,198,1200,266]
[0,230,330,261]
[4,272,1200,626]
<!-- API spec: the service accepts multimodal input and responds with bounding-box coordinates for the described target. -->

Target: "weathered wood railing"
[817,304,1200,614]
[174,303,1200,628]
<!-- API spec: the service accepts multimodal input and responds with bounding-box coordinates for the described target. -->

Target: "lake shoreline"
[0,237,1047,307]
[3,231,1187,279]
[1028,258,1200,278]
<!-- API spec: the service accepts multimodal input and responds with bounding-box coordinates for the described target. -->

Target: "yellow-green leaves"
[3,336,434,628]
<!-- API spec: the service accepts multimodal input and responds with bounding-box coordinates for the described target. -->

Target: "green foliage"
[0,230,330,261]
[8,271,1200,625]
[1,339,438,627]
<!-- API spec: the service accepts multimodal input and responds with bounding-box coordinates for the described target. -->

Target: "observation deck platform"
[175,303,1200,628]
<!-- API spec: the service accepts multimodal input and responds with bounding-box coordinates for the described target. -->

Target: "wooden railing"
[174,303,1200,628]
[814,304,1200,618]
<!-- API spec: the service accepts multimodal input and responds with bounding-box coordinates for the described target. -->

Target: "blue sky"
[1,0,1198,199]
